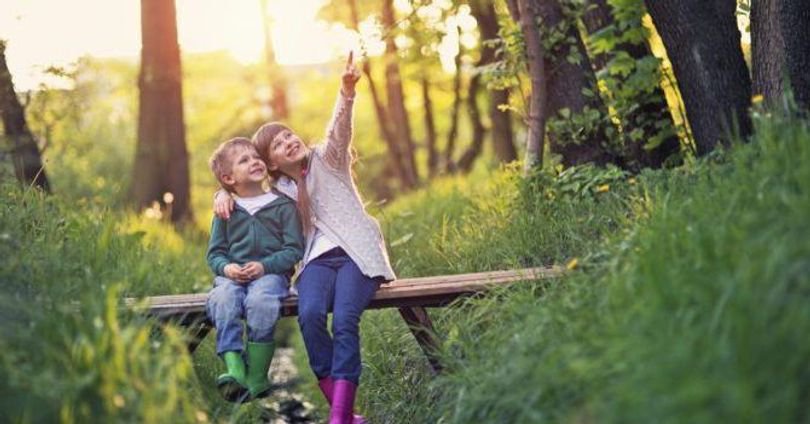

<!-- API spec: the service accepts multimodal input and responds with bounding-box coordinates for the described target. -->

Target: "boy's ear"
[221,173,235,186]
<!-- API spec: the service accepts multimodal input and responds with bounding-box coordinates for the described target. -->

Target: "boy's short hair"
[209,137,255,192]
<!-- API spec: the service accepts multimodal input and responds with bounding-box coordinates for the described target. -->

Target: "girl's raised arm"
[323,52,361,170]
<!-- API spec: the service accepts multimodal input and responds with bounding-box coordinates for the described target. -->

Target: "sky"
[0,0,363,90]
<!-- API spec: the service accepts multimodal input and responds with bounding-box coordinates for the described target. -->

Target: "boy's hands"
[340,51,361,98]
[224,263,249,283]
[223,262,265,283]
[241,262,265,280]
[214,189,234,220]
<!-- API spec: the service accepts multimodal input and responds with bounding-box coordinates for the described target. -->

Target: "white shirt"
[275,175,338,260]
[235,191,278,215]
[309,228,339,260]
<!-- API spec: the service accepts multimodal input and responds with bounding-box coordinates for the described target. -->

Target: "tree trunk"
[421,76,439,178]
[582,0,680,170]
[535,0,615,166]
[508,0,547,171]
[382,0,419,188]
[780,0,810,112]
[751,0,785,106]
[0,40,50,192]
[260,0,289,120]
[752,0,810,112]
[444,23,463,173]
[134,0,192,223]
[346,0,411,190]
[645,0,752,155]
[470,0,517,163]
[458,74,486,173]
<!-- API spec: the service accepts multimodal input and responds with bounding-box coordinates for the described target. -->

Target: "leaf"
[390,233,413,247]
[608,52,636,78]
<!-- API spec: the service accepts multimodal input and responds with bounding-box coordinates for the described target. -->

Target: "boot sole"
[216,376,249,403]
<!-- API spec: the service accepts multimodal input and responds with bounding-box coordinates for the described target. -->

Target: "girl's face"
[266,129,310,174]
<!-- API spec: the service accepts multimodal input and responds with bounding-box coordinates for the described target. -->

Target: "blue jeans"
[297,248,380,384]
[206,273,289,355]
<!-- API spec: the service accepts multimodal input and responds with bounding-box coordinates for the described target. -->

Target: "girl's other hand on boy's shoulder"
[214,189,234,220]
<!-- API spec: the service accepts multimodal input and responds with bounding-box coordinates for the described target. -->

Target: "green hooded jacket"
[206,192,304,277]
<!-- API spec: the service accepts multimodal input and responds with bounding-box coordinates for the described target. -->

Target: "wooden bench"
[130,266,564,372]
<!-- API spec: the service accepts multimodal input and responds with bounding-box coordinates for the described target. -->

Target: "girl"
[215,53,395,424]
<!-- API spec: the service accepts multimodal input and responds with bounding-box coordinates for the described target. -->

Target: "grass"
[357,110,810,423]
[2,110,807,422]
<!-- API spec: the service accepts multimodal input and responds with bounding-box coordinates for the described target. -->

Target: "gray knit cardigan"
[276,93,397,281]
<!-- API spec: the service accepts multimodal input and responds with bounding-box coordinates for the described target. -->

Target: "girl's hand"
[341,51,361,98]
[214,189,234,220]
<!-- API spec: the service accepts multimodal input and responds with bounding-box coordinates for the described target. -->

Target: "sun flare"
[1,0,360,90]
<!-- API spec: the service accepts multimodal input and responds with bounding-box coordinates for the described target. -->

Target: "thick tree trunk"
[780,1,810,111]
[0,40,50,192]
[508,0,547,171]
[753,0,810,112]
[582,0,680,170]
[382,0,419,188]
[346,0,411,190]
[134,0,192,223]
[645,0,752,155]
[421,76,439,178]
[458,74,486,173]
[751,0,786,106]
[535,0,614,166]
[444,23,463,173]
[471,0,517,163]
[260,0,289,120]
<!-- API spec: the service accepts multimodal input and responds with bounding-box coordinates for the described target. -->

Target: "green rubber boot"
[245,341,276,399]
[216,351,248,402]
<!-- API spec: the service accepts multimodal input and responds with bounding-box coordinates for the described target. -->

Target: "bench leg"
[185,320,212,353]
[398,306,443,374]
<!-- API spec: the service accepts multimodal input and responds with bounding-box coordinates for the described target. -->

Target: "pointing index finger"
[346,51,354,70]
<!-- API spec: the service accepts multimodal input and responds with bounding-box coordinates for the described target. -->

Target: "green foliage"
[0,187,213,422]
[359,112,810,423]
[582,0,687,167]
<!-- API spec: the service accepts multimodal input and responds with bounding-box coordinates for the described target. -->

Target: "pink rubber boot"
[329,379,360,424]
[318,377,367,424]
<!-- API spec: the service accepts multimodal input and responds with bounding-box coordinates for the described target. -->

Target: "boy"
[206,137,304,402]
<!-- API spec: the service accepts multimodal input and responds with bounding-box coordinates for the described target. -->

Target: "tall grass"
[358,111,810,423]
[0,189,214,422]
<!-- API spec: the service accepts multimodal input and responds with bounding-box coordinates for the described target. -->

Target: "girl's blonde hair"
[252,122,312,234]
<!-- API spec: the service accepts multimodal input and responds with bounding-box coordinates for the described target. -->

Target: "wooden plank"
[130,266,564,319]
[132,266,564,362]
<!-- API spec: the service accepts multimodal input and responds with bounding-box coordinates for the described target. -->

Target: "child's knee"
[208,281,244,316]
[246,308,280,341]
[252,273,289,294]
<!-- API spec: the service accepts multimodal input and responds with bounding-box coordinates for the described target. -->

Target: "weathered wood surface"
[128,266,565,320]
[129,266,565,371]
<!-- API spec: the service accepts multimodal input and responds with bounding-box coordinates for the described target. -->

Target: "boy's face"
[221,145,267,188]
[266,129,309,173]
